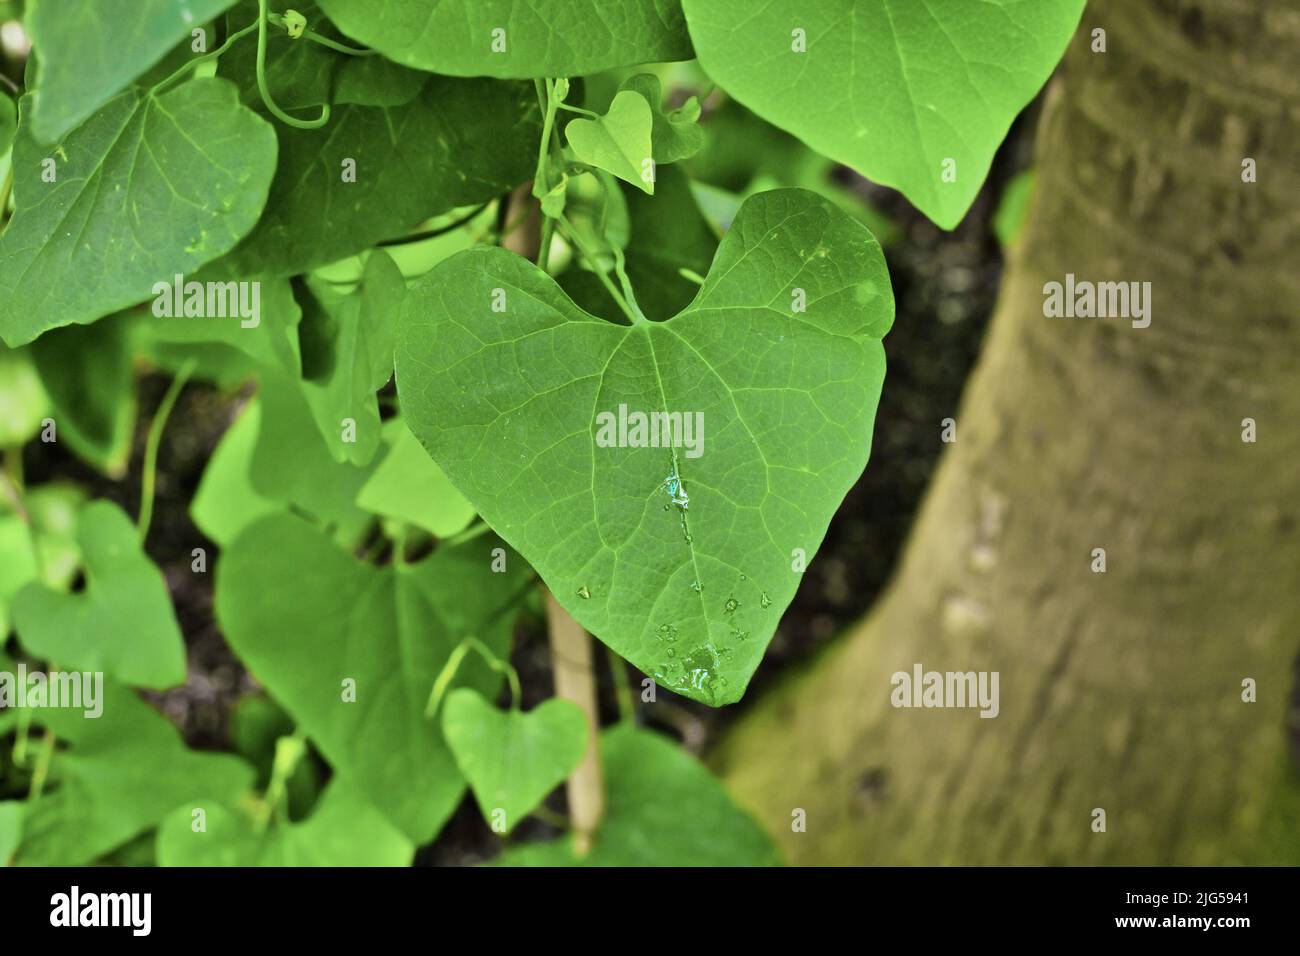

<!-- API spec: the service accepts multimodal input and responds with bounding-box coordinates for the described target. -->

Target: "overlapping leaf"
[681,0,1084,228]
[203,77,538,279]
[13,500,186,689]
[317,0,692,78]
[397,189,893,705]
[442,690,587,832]
[495,725,781,865]
[14,679,253,866]
[25,0,239,142]
[216,513,530,841]
[156,779,413,866]
[0,79,278,345]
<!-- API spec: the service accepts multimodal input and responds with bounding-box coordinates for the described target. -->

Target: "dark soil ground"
[19,111,1039,864]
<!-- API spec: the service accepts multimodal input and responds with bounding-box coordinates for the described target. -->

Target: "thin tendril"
[425,637,523,717]
[153,20,260,93]
[256,0,330,129]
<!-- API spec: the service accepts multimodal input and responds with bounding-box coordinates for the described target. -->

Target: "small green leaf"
[30,314,136,476]
[190,399,283,547]
[356,419,477,539]
[14,678,253,866]
[0,79,278,346]
[25,0,240,143]
[250,373,377,539]
[316,0,693,78]
[681,0,1084,228]
[13,500,186,689]
[142,277,303,378]
[559,164,716,322]
[397,189,893,705]
[566,90,656,196]
[299,249,406,467]
[216,513,530,841]
[0,345,52,447]
[495,725,781,865]
[993,170,1036,247]
[442,689,587,832]
[156,779,413,866]
[620,74,702,165]
[0,482,85,635]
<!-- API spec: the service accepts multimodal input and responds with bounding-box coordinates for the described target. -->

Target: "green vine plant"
[0,0,1083,867]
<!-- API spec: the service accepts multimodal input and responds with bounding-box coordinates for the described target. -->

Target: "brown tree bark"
[712,0,1300,865]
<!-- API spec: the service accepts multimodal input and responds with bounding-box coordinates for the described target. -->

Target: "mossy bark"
[712,0,1300,865]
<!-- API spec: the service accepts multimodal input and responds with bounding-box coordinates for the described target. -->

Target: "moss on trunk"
[712,0,1300,865]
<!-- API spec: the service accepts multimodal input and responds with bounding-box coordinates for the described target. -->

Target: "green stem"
[378,202,490,247]
[2,447,44,581]
[153,20,260,93]
[138,360,196,546]
[443,520,492,547]
[28,728,55,800]
[254,732,306,833]
[266,13,375,56]
[556,217,642,325]
[425,637,522,717]
[605,644,635,723]
[256,0,330,129]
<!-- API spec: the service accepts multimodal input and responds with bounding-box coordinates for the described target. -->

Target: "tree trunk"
[712,0,1300,866]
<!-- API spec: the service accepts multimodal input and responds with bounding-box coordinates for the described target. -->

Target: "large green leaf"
[681,0,1084,229]
[0,79,278,346]
[496,725,781,865]
[156,779,413,866]
[203,77,537,279]
[317,0,692,78]
[215,513,530,841]
[14,679,253,866]
[25,0,239,143]
[397,189,892,705]
[441,689,587,832]
[13,500,186,689]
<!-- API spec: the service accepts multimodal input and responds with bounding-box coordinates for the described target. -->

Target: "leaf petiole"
[425,637,522,717]
[256,0,330,129]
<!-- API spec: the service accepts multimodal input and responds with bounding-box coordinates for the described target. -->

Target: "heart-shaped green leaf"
[317,0,692,78]
[442,689,587,832]
[494,725,781,865]
[13,500,186,689]
[620,74,702,166]
[0,79,278,346]
[156,779,413,866]
[25,0,240,143]
[216,513,530,841]
[397,188,892,705]
[681,0,1084,229]
[13,677,253,866]
[566,90,656,195]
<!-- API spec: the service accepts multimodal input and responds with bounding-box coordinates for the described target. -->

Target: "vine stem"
[544,590,605,856]
[138,360,196,545]
[425,636,522,716]
[153,20,260,93]
[256,0,329,129]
